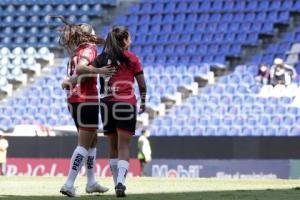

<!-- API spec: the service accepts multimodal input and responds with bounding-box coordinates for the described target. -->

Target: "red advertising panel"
[6,158,141,176]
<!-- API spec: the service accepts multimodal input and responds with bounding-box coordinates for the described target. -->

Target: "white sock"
[109,159,118,186]
[86,148,97,187]
[117,160,129,185]
[65,146,88,188]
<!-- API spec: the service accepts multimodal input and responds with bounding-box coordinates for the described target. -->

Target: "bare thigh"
[107,133,118,158]
[78,129,97,150]
[117,129,132,161]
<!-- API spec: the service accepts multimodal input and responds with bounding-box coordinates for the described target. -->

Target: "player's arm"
[135,72,147,114]
[61,58,116,89]
[132,54,147,114]
[61,58,91,89]
[76,58,116,76]
[61,76,78,90]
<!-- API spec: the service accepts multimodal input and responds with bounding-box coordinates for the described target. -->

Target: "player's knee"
[110,150,118,158]
[118,142,130,152]
[90,137,98,148]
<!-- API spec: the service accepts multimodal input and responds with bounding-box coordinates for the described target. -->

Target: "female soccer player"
[56,17,115,197]
[92,26,147,197]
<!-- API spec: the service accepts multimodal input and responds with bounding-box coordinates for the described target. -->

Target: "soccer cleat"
[115,183,126,197]
[86,182,109,194]
[60,184,77,197]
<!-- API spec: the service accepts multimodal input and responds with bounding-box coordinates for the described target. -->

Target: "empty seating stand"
[115,0,299,65]
[149,64,300,136]
[0,0,117,48]
[2,0,300,136]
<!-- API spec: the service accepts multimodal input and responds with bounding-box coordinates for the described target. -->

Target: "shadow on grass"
[2,188,300,200]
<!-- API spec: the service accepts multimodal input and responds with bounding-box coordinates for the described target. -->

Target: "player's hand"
[145,157,152,162]
[61,79,71,90]
[139,103,146,114]
[99,66,117,76]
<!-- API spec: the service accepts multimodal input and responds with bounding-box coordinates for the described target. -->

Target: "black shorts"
[100,101,137,135]
[68,102,99,131]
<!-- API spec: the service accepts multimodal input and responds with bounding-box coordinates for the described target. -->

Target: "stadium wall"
[7,136,300,159]
[5,136,300,179]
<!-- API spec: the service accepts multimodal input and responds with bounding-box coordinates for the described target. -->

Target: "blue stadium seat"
[216,127,228,136]
[282,0,293,10]
[148,95,161,107]
[264,127,277,136]
[228,127,240,136]
[264,105,274,115]
[270,116,282,126]
[290,127,300,136]
[295,0,300,9]
[181,126,193,136]
[246,116,257,126]
[193,126,204,136]
[244,95,255,104]
[12,116,22,125]
[232,115,244,126]
[222,116,233,126]
[169,126,181,136]
[287,107,299,115]
[241,127,253,136]
[232,95,243,104]
[267,11,277,21]
[277,127,289,136]
[252,104,263,114]
[227,106,239,115]
[224,85,236,94]
[204,127,216,136]
[252,127,265,136]
[220,95,231,105]
[156,126,169,136]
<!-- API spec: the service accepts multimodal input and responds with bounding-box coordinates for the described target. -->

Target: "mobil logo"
[152,164,203,178]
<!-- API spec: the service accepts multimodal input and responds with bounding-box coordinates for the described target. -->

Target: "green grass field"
[1,176,300,200]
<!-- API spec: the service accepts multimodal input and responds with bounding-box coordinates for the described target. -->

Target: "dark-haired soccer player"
[93,26,147,197]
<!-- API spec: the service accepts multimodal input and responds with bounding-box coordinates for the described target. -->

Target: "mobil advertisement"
[148,159,291,179]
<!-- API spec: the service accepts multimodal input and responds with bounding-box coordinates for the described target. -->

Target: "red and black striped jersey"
[67,43,98,103]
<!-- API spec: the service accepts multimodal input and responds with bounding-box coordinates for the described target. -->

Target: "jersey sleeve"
[132,54,143,76]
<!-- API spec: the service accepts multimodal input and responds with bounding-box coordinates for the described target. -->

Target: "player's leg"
[86,134,97,187]
[114,103,136,197]
[85,134,109,194]
[61,129,94,196]
[108,133,118,186]
[78,103,108,193]
[61,103,96,197]
[101,101,119,186]
[115,129,132,197]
